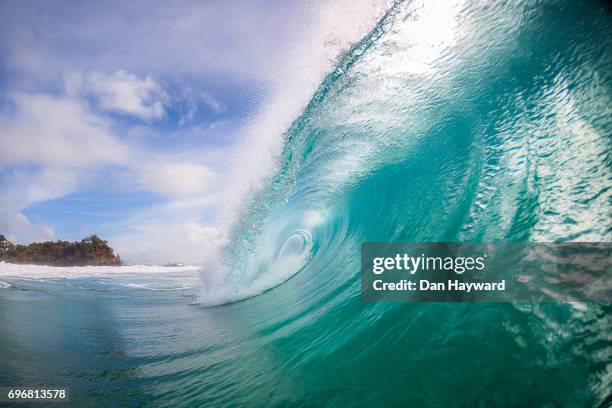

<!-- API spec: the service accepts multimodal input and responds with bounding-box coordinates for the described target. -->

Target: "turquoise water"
[2,0,612,406]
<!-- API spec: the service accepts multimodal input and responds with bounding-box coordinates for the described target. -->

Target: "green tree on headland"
[0,234,14,253]
[0,234,121,266]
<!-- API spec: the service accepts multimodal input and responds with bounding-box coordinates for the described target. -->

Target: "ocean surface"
[1,0,611,406]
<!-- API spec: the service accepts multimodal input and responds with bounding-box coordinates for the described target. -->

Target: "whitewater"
[0,262,201,292]
[1,0,610,406]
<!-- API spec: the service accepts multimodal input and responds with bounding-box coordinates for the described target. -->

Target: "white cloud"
[0,92,129,167]
[200,92,224,113]
[0,167,81,244]
[0,83,224,250]
[0,1,310,83]
[111,220,222,265]
[2,167,80,207]
[101,188,225,264]
[0,208,54,244]
[69,70,168,121]
[175,90,225,126]
[139,162,218,197]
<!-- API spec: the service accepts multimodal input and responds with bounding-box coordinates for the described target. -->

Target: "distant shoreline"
[0,234,121,267]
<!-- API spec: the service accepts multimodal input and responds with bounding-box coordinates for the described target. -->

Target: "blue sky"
[0,0,386,263]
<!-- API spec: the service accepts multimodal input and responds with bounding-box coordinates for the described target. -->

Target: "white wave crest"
[0,261,199,279]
